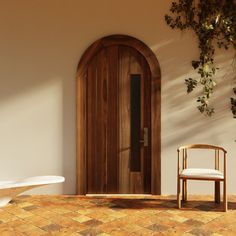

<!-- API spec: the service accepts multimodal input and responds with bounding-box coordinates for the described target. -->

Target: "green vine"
[165,0,236,117]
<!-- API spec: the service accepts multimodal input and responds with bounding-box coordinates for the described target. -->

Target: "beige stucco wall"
[0,0,235,194]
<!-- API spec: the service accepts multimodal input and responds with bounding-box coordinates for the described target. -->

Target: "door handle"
[140,127,148,147]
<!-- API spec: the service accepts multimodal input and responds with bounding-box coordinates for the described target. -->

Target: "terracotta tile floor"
[1,195,236,235]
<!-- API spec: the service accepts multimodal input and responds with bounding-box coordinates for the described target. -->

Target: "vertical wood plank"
[86,56,98,193]
[96,49,108,193]
[107,46,119,193]
[141,56,151,194]
[119,46,131,193]
[129,47,143,194]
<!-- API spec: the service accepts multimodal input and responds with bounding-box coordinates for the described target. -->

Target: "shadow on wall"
[151,35,236,194]
[0,52,76,194]
[162,77,235,148]
[152,37,235,148]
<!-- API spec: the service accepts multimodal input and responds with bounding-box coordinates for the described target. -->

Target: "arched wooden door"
[77,35,161,195]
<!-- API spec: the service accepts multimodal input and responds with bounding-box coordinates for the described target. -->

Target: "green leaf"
[185,78,198,93]
[191,60,200,69]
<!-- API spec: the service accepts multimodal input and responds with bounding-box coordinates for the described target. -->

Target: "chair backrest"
[178,144,227,153]
[177,144,227,171]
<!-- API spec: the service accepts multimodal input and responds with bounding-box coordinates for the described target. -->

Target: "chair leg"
[223,180,227,212]
[177,177,181,209]
[214,181,220,204]
[184,180,187,201]
[182,180,187,202]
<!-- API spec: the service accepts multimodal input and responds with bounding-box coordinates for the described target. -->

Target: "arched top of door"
[77,34,161,83]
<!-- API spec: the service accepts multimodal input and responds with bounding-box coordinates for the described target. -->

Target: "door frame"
[76,35,161,195]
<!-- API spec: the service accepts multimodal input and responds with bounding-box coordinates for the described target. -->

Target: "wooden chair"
[177,144,227,212]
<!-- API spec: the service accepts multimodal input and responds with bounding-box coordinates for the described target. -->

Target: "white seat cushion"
[180,168,224,180]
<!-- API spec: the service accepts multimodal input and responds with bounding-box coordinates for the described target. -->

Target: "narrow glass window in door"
[130,74,141,172]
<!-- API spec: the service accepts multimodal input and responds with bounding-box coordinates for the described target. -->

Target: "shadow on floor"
[84,197,236,212]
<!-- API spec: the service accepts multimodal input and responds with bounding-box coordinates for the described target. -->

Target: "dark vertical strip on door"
[130,74,141,172]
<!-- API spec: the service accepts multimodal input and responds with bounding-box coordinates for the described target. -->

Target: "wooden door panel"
[77,35,161,195]
[119,46,151,194]
[87,47,119,193]
[87,51,108,193]
[87,49,108,193]
[86,45,151,194]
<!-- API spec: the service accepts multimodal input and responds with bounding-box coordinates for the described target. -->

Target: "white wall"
[0,0,235,194]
